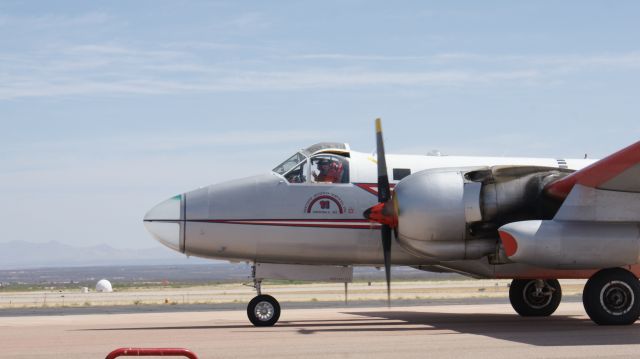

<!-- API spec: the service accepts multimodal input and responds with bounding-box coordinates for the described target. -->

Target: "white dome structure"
[96,279,113,293]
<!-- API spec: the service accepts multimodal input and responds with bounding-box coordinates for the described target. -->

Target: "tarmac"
[3,299,640,358]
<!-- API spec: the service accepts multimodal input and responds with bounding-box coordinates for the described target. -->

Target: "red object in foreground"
[105,348,198,359]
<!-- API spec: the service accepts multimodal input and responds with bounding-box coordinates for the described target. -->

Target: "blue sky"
[2,1,640,251]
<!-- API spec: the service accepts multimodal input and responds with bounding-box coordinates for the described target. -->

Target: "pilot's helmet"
[317,158,331,167]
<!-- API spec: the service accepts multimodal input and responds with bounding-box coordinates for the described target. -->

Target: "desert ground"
[4,279,640,358]
[3,300,640,359]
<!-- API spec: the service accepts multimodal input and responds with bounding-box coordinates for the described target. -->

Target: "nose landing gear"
[243,262,353,326]
[247,294,280,327]
[246,267,281,327]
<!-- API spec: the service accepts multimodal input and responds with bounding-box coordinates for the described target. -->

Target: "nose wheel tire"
[583,268,640,325]
[509,279,562,317]
[247,294,280,327]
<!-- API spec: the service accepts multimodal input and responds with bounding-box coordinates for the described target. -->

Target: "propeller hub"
[364,202,397,227]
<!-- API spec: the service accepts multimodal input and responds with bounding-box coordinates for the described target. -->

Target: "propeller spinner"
[363,118,398,307]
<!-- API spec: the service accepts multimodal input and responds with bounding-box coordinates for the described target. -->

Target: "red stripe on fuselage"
[188,219,381,229]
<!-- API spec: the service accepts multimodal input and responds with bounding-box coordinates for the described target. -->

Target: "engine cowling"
[393,166,565,260]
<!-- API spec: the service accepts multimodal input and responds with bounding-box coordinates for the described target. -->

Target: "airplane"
[144,119,640,327]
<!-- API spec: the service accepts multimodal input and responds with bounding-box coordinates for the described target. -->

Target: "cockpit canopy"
[301,142,348,157]
[272,142,350,184]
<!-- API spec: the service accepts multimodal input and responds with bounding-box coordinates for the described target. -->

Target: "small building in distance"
[95,279,113,292]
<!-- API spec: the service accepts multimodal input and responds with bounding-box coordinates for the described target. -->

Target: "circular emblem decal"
[304,192,345,214]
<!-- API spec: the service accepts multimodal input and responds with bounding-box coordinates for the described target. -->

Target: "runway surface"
[3,301,640,358]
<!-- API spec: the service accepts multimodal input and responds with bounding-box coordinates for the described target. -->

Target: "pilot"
[313,157,344,183]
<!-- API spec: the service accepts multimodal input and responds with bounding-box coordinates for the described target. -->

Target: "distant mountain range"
[0,240,213,269]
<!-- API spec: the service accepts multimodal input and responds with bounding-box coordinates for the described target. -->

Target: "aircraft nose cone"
[143,195,184,252]
[144,194,183,221]
[144,221,182,252]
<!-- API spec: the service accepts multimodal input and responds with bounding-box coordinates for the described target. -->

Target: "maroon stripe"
[189,218,373,223]
[189,219,381,229]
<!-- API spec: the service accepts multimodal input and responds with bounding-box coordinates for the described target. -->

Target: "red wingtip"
[544,140,640,200]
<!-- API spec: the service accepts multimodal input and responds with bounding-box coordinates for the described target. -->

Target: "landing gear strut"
[509,279,562,317]
[246,266,280,327]
[583,268,640,325]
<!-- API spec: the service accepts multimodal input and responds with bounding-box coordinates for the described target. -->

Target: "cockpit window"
[311,154,349,183]
[273,152,307,175]
[276,151,349,184]
[284,160,308,183]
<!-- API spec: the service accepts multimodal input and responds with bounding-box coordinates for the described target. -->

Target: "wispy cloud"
[0,43,542,100]
[225,12,271,30]
[0,12,111,29]
[429,52,640,69]
[293,51,640,69]
[0,70,542,99]
[289,54,434,61]
[2,40,640,100]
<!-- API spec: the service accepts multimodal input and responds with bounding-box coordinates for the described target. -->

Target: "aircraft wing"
[499,140,640,269]
[544,140,640,200]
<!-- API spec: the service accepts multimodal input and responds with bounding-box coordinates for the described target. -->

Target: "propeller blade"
[382,224,392,307]
[375,118,391,203]
[367,118,395,307]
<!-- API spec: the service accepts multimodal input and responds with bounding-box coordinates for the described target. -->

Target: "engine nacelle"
[394,166,564,261]
[499,220,640,269]
[394,168,496,260]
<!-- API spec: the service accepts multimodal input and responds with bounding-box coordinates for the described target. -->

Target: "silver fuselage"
[144,147,595,269]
